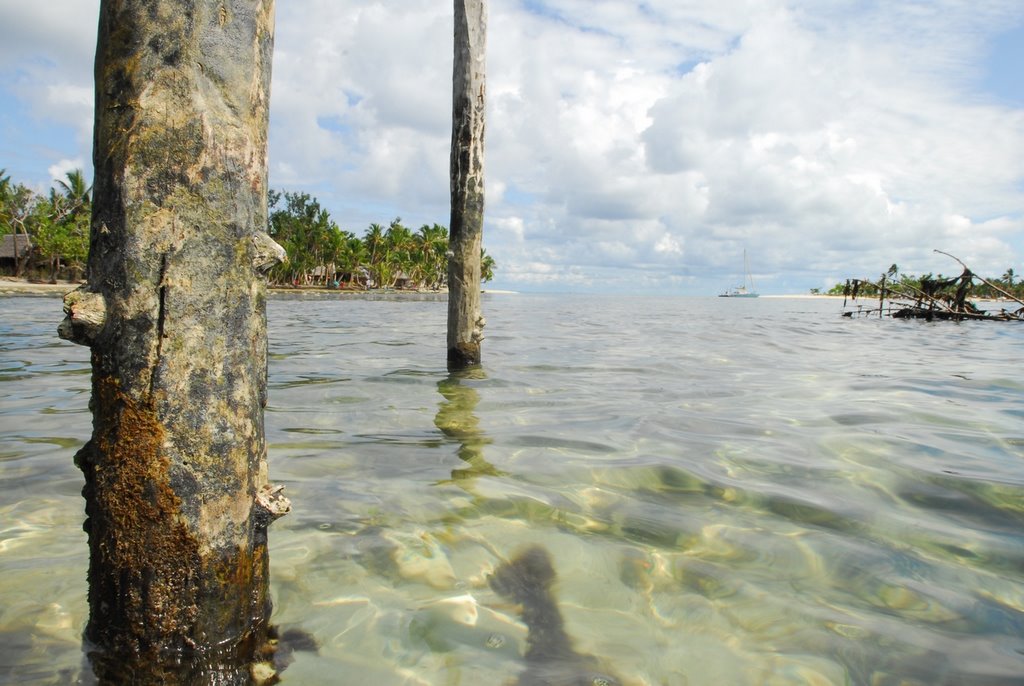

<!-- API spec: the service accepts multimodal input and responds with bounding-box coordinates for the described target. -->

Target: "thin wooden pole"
[448,0,487,370]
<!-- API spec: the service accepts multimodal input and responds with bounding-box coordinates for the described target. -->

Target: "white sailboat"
[719,250,759,298]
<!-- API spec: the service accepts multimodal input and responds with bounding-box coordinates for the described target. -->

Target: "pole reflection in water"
[434,370,506,484]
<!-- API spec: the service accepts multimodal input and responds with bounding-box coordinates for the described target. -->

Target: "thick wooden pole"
[448,0,487,370]
[59,1,289,680]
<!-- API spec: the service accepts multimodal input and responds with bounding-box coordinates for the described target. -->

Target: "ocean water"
[1,292,1023,685]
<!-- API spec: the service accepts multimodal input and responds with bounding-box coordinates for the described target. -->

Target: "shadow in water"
[489,545,623,686]
[434,369,506,483]
[435,374,621,683]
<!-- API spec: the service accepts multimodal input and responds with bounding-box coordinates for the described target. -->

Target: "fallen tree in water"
[841,250,1024,321]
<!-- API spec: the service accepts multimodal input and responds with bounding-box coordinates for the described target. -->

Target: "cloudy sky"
[1,1,1022,294]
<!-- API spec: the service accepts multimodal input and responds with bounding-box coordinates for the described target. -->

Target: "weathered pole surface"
[58,1,289,681]
[448,0,487,370]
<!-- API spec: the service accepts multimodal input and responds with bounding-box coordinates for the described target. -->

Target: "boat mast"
[745,249,755,292]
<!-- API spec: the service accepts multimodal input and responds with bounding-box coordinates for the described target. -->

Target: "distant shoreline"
[0,278,453,298]
[759,294,845,299]
[0,278,843,299]
[0,278,517,299]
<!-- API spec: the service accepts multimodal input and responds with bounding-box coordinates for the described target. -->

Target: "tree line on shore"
[0,168,495,289]
[267,189,495,289]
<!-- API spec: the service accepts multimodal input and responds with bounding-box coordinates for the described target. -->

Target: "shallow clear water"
[2,293,1023,685]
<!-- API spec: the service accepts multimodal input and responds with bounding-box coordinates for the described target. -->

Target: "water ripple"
[2,294,1023,683]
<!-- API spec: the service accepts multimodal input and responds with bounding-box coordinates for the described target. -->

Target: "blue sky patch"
[981,24,1024,106]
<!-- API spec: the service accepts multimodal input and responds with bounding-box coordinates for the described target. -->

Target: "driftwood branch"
[842,251,1022,322]
[934,249,1024,308]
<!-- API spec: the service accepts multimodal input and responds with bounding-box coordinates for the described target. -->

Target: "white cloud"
[1,0,1022,292]
[0,3,96,113]
[655,233,683,256]
[0,3,98,67]
[47,158,85,183]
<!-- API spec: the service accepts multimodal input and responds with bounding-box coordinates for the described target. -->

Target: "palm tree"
[338,235,367,288]
[320,225,346,285]
[363,223,385,287]
[0,168,10,210]
[1002,268,1015,288]
[56,169,92,213]
[384,218,414,288]
[417,223,449,290]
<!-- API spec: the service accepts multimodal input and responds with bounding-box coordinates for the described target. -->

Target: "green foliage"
[266,189,495,289]
[417,223,451,290]
[481,248,496,283]
[0,168,91,279]
[1,173,498,287]
[266,190,344,286]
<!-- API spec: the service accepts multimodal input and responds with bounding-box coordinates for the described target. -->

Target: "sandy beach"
[0,278,453,298]
[0,278,81,296]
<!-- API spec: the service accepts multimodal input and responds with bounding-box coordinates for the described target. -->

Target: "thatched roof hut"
[0,234,33,265]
